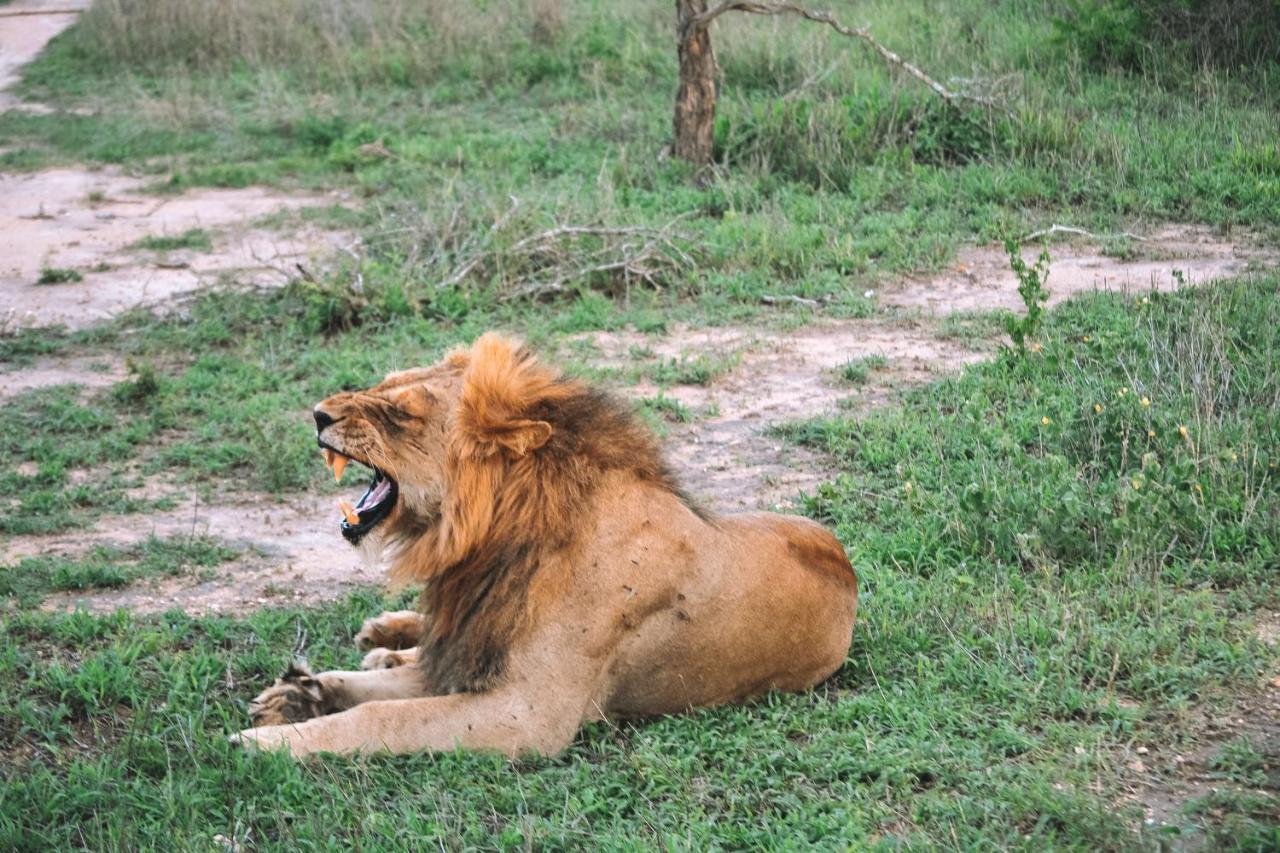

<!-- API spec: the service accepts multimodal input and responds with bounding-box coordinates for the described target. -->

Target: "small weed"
[112,359,162,406]
[640,392,692,423]
[650,352,739,386]
[36,266,82,285]
[838,354,889,385]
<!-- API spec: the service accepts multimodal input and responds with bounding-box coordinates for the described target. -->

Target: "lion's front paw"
[247,662,326,727]
[354,610,424,651]
[360,647,417,670]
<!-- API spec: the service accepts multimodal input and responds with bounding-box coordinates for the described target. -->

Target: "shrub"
[1054,0,1280,70]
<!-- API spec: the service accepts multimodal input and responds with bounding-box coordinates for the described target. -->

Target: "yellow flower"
[1082,335,1091,342]
[1140,397,1150,407]
[1131,478,1143,490]
[1119,387,1129,397]
[1094,403,1103,414]
[1030,341,1043,353]
[1041,416,1051,426]
[1178,425,1189,438]
[1230,452,1238,462]
[1140,297,1149,305]
[1193,483,1202,493]
[903,481,914,495]
[1147,429,1156,438]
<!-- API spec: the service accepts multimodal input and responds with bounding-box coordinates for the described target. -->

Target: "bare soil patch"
[886,225,1276,315]
[579,318,986,512]
[1,168,353,330]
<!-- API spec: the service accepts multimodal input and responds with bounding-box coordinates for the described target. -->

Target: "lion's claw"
[247,661,326,727]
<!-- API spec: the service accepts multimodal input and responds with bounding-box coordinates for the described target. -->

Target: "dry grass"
[67,0,662,85]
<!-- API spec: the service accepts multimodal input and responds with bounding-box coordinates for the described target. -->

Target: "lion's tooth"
[338,499,360,525]
[322,448,335,469]
[332,454,348,482]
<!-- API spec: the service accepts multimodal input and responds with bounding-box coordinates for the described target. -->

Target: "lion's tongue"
[358,477,393,512]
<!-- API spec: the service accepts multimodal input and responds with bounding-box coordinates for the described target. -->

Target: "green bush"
[1054,0,1280,70]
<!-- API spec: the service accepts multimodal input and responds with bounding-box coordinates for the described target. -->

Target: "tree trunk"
[673,0,718,166]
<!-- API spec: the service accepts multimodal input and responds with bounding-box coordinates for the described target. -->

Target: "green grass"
[2,281,1277,848]
[1,1,1278,845]
[129,228,213,252]
[0,535,239,609]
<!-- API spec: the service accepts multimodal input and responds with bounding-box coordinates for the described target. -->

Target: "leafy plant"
[1003,238,1050,353]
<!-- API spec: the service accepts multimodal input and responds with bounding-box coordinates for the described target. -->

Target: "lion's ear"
[490,418,553,455]
[456,333,569,457]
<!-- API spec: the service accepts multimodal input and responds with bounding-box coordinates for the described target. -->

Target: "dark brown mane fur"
[389,334,706,694]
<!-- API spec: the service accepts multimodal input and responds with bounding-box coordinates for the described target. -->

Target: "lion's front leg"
[354,610,425,651]
[247,660,427,727]
[236,681,592,758]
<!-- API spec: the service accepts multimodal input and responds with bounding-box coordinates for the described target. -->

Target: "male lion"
[235,333,857,757]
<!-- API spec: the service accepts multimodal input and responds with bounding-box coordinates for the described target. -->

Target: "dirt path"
[0,168,354,331]
[0,0,87,112]
[1,4,355,333]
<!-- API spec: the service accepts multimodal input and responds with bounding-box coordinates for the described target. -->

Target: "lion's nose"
[313,407,338,431]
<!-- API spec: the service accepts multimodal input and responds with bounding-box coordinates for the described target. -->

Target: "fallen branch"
[687,2,1002,110]
[761,293,821,307]
[1023,224,1151,243]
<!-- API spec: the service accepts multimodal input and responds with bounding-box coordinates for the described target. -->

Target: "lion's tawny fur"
[238,333,858,757]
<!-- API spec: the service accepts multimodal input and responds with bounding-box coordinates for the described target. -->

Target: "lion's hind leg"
[354,610,425,651]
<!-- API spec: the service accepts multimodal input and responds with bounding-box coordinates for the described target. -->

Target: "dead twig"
[688,2,1003,110]
[1023,224,1151,243]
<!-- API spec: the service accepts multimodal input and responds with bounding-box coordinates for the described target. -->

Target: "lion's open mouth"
[320,447,398,544]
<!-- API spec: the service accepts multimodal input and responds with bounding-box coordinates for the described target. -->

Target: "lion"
[235,333,858,757]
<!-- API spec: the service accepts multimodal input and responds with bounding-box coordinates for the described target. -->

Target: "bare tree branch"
[688,1,1001,110]
[439,213,698,301]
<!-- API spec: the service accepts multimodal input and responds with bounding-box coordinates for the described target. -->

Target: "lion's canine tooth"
[338,499,360,526]
[332,454,348,482]
[322,448,335,469]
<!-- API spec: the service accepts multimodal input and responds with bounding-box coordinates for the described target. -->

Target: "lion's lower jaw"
[354,530,389,568]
